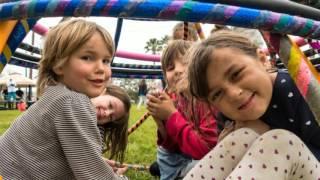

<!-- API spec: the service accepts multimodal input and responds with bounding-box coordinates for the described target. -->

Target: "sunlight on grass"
[0,105,158,179]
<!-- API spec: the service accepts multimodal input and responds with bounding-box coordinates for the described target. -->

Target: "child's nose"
[105,109,115,117]
[226,86,243,98]
[95,60,105,72]
[174,69,183,77]
[105,109,112,116]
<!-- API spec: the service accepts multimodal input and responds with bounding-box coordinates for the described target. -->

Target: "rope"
[128,112,151,135]
[183,21,189,40]
[115,161,150,171]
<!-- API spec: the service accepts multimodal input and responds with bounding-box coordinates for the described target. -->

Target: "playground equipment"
[1,0,320,171]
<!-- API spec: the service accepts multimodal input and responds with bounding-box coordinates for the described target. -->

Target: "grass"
[0,105,158,180]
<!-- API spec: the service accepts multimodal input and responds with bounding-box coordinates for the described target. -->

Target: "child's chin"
[89,91,104,98]
[97,119,109,125]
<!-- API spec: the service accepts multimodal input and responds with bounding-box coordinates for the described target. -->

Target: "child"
[184,30,320,179]
[172,22,198,41]
[91,84,131,163]
[147,40,218,179]
[0,19,127,179]
[16,99,26,112]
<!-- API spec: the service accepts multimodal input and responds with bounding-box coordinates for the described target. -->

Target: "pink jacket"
[157,95,218,160]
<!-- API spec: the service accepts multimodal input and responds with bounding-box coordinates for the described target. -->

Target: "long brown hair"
[187,30,259,100]
[37,19,114,97]
[102,85,131,163]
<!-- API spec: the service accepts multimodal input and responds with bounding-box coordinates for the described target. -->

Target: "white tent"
[0,72,36,88]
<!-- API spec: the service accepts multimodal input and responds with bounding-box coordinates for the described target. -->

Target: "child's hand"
[147,92,177,121]
[104,158,128,175]
[148,89,161,98]
[116,166,128,175]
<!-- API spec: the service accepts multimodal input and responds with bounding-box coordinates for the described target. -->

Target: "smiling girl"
[91,84,131,163]
[184,30,320,179]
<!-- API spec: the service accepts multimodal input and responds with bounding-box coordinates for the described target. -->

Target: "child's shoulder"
[274,70,297,90]
[272,69,303,107]
[44,84,91,105]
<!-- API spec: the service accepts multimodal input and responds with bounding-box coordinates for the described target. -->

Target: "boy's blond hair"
[37,19,115,96]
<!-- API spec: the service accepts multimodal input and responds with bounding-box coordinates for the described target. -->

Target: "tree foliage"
[144,35,169,55]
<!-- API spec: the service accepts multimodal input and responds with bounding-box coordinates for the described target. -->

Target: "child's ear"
[52,65,64,76]
[256,49,269,67]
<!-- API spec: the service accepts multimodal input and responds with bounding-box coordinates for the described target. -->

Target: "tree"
[144,35,169,55]
[112,78,140,103]
[160,35,169,46]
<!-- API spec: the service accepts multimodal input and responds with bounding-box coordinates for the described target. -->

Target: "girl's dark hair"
[102,85,131,163]
[187,30,259,100]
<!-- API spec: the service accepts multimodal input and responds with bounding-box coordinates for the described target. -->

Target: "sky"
[1,17,215,78]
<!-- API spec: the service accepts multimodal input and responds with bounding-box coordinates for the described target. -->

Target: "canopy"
[0,72,36,88]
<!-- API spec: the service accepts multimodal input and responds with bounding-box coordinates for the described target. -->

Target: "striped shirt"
[0,84,126,179]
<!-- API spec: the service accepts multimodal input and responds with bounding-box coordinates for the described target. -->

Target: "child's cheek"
[96,107,104,119]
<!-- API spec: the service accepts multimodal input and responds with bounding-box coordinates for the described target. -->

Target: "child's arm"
[148,93,219,159]
[165,110,218,160]
[147,92,177,150]
[153,117,167,140]
[54,95,126,179]
[147,91,176,140]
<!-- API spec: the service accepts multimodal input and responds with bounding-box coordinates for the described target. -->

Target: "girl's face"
[55,32,112,98]
[206,48,274,121]
[91,94,126,125]
[165,58,187,92]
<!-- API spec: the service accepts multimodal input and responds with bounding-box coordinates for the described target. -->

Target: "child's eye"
[210,90,222,102]
[81,56,92,61]
[166,64,174,71]
[103,59,111,65]
[231,69,242,80]
[108,101,113,109]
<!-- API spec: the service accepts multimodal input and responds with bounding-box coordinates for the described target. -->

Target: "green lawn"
[0,105,158,180]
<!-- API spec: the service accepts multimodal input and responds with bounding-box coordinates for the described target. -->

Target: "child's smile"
[55,32,112,98]
[238,92,256,110]
[206,48,274,121]
[90,79,105,88]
